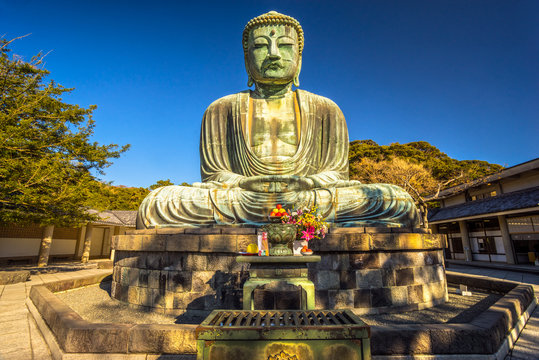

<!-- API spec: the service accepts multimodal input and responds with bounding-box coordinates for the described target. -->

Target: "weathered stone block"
[339,271,356,289]
[146,253,167,270]
[115,235,142,251]
[128,286,140,304]
[354,289,371,308]
[192,271,214,293]
[138,269,149,287]
[413,265,442,284]
[148,270,160,289]
[390,286,409,306]
[423,250,440,265]
[128,324,197,354]
[315,290,329,309]
[167,271,192,292]
[407,284,424,303]
[173,292,205,310]
[315,270,340,290]
[371,288,392,307]
[185,227,221,235]
[152,288,166,308]
[221,227,257,235]
[395,268,414,286]
[199,235,236,252]
[349,252,380,269]
[346,233,371,251]
[422,234,443,249]
[236,235,257,252]
[329,289,355,308]
[166,235,201,252]
[330,227,364,234]
[365,227,391,233]
[205,254,236,271]
[156,228,185,234]
[396,233,422,249]
[318,233,347,251]
[141,235,166,251]
[317,253,349,270]
[139,287,153,307]
[356,269,383,289]
[64,324,133,353]
[371,325,431,355]
[380,268,396,287]
[120,267,130,286]
[371,233,399,250]
[182,254,207,271]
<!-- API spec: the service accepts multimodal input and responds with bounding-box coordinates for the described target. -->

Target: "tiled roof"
[428,186,539,223]
[87,209,137,227]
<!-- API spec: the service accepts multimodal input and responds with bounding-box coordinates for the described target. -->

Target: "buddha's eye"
[254,43,268,49]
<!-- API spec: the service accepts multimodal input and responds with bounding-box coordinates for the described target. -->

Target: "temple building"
[429,158,539,265]
[0,210,136,266]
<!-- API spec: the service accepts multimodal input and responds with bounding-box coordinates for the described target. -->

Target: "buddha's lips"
[264,62,284,71]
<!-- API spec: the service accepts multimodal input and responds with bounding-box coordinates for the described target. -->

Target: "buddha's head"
[243,11,304,88]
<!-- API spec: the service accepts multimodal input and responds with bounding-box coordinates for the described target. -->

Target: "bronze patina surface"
[137,11,419,229]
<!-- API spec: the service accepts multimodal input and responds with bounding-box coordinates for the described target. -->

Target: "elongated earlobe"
[293,76,300,87]
[247,76,254,87]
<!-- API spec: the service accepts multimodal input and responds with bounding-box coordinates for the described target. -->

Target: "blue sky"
[3,0,538,187]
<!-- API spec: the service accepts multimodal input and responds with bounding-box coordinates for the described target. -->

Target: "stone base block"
[112,227,448,313]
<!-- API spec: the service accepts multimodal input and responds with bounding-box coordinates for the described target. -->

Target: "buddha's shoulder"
[296,89,341,109]
[205,91,249,111]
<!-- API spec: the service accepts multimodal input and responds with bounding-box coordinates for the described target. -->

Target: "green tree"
[0,38,129,226]
[349,140,503,186]
[148,179,174,190]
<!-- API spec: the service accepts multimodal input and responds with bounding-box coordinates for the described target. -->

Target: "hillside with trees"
[348,140,503,223]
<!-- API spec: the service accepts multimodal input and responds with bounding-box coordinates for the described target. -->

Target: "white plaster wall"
[0,238,40,257]
[50,239,77,255]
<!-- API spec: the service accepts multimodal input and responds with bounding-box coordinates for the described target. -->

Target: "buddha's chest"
[249,95,299,160]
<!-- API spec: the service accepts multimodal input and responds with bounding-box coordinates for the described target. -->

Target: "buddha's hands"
[239,175,315,193]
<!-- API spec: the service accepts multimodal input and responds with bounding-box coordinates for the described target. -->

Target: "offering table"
[236,255,321,310]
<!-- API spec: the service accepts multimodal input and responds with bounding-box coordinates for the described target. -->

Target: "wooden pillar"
[459,220,472,261]
[498,215,516,264]
[81,223,93,263]
[37,225,55,267]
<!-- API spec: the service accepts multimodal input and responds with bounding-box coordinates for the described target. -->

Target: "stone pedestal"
[111,227,447,315]
[237,255,321,310]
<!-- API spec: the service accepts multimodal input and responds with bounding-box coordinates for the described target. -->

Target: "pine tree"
[0,38,129,227]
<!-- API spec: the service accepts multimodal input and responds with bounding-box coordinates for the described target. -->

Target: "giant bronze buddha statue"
[137,11,420,229]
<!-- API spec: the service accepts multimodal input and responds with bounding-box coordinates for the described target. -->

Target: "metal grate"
[207,310,358,328]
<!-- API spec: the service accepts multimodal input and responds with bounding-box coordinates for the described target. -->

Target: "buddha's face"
[246,24,300,86]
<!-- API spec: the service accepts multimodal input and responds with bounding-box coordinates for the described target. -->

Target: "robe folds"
[137,90,420,228]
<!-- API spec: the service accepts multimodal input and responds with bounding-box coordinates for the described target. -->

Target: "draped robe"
[137,90,419,228]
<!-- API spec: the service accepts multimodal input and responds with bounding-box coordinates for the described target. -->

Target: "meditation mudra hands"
[239,175,315,193]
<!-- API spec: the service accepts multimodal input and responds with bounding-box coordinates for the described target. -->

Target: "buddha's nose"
[268,42,281,59]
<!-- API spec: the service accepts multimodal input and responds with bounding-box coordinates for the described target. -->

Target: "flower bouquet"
[281,206,329,255]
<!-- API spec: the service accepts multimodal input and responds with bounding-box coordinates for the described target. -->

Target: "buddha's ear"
[293,58,302,87]
[244,55,254,87]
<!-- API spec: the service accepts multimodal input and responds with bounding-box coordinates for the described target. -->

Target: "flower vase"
[261,222,296,256]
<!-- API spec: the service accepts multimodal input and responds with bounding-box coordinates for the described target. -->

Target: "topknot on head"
[242,11,304,56]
